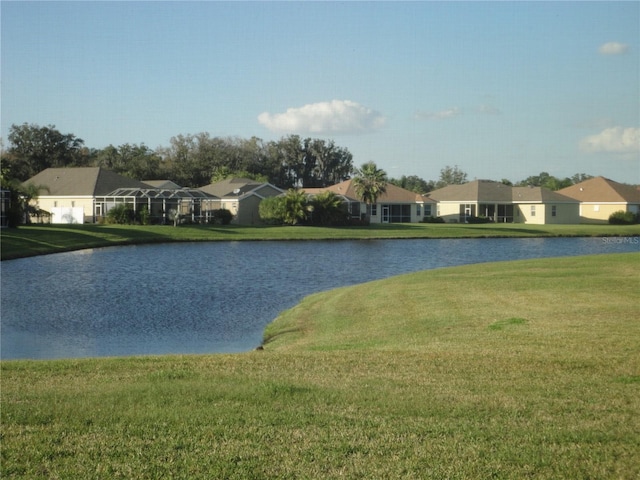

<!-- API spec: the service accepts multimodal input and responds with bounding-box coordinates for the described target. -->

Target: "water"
[1,237,637,360]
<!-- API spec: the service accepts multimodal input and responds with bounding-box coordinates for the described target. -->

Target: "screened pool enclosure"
[94,188,220,224]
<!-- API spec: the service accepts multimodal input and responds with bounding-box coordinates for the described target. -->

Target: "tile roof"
[305,179,435,203]
[24,167,149,196]
[558,176,640,203]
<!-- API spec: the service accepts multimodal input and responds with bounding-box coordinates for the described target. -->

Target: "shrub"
[213,209,233,225]
[609,210,637,225]
[106,204,135,224]
[139,206,151,225]
[422,216,445,224]
[467,215,491,224]
[259,196,287,225]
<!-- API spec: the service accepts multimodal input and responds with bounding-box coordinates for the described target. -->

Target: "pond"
[1,237,637,360]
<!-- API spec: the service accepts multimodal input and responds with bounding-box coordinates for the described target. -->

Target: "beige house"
[23,167,149,224]
[199,178,284,225]
[305,179,437,223]
[557,176,640,224]
[426,180,579,224]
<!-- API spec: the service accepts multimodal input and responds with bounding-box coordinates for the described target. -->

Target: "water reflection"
[1,237,637,359]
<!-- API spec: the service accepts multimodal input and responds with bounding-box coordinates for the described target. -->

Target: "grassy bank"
[2,253,639,478]
[2,222,639,260]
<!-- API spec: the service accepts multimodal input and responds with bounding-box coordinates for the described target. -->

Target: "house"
[304,179,437,223]
[23,167,149,224]
[557,176,640,224]
[198,178,284,224]
[426,180,579,224]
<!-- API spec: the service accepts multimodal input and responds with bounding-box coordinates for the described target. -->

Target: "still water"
[1,237,637,360]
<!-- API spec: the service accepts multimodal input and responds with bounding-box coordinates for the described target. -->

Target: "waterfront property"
[426,179,580,224]
[305,179,437,223]
[23,167,149,224]
[558,176,640,224]
[198,178,284,225]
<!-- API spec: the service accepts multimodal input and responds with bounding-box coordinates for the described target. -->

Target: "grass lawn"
[2,253,639,478]
[2,222,639,260]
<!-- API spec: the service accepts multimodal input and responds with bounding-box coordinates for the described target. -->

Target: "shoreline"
[2,223,639,261]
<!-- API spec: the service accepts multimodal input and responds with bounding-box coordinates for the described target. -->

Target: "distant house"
[23,168,220,224]
[557,176,640,223]
[305,179,437,223]
[23,167,149,224]
[426,180,579,224]
[198,178,284,224]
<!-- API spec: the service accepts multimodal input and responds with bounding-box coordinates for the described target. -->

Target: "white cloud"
[580,126,640,154]
[598,42,629,55]
[257,100,386,134]
[413,107,462,121]
[477,105,502,115]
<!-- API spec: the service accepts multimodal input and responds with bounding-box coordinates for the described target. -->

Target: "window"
[416,204,421,217]
[371,204,377,216]
[594,205,600,212]
[530,206,536,217]
[53,201,58,207]
[424,205,432,217]
[71,201,75,207]
[552,205,557,217]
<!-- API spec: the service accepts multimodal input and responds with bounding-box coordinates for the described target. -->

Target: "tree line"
[2,123,596,192]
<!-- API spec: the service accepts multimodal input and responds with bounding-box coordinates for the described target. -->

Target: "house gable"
[558,176,640,203]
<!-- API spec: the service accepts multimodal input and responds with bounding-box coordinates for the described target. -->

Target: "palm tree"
[352,161,387,222]
[282,189,310,225]
[309,191,347,226]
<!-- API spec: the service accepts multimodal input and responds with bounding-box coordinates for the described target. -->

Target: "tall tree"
[436,165,468,188]
[5,123,86,180]
[352,161,388,222]
[389,175,435,193]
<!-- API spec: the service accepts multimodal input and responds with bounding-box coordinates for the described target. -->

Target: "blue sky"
[2,1,639,184]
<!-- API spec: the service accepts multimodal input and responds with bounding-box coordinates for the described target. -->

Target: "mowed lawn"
[2,222,640,260]
[2,253,639,478]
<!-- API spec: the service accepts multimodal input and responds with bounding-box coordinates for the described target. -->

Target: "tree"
[352,161,388,221]
[94,143,163,180]
[389,175,435,193]
[436,165,467,188]
[5,123,87,180]
[516,172,574,191]
[308,191,348,226]
[281,189,310,225]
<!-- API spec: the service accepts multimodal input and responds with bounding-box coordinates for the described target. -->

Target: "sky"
[2,1,639,184]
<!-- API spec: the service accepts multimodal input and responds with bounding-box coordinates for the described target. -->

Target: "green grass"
[2,222,639,260]
[2,253,639,478]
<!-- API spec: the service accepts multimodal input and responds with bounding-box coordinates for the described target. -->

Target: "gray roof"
[199,178,273,197]
[24,167,149,196]
[143,180,182,189]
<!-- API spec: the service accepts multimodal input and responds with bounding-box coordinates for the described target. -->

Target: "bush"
[609,210,637,225]
[106,204,135,224]
[259,196,287,225]
[466,215,491,224]
[421,216,445,224]
[213,209,233,225]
